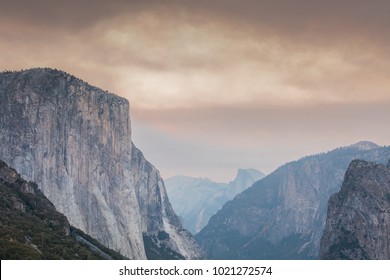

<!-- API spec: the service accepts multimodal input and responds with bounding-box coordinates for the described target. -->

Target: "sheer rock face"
[320,160,390,259]
[131,146,205,259]
[196,142,390,259]
[0,160,127,260]
[0,68,203,259]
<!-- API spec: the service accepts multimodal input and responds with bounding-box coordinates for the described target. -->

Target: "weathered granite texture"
[131,145,205,259]
[0,160,127,259]
[0,68,204,259]
[320,160,390,259]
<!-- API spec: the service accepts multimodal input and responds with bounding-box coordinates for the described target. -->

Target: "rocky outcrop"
[0,160,126,259]
[320,160,390,259]
[165,169,264,234]
[196,142,390,259]
[0,68,204,259]
[131,146,205,259]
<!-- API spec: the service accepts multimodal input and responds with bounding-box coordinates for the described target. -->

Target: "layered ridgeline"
[0,68,204,259]
[196,142,390,259]
[0,160,126,259]
[320,160,390,259]
[165,169,264,234]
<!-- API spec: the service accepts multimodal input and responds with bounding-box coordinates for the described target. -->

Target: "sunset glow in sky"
[1,0,390,181]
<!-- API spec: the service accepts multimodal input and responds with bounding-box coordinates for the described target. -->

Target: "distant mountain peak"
[196,143,390,260]
[235,168,264,178]
[165,168,264,234]
[349,141,379,150]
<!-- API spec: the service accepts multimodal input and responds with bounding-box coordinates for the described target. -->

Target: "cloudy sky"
[1,0,390,181]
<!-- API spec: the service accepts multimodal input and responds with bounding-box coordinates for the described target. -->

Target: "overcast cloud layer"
[1,0,390,180]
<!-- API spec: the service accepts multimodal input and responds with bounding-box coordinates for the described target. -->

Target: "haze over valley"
[1,0,390,181]
[1,1,390,260]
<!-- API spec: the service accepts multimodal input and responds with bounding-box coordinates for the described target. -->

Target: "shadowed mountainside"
[0,160,126,259]
[320,160,390,259]
[196,142,390,259]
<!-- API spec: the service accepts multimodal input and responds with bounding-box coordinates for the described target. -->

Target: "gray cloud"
[1,0,390,180]
[2,1,390,40]
[0,0,131,30]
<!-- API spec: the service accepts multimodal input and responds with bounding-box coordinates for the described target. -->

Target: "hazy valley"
[1,68,389,260]
[195,141,390,259]
[165,169,264,234]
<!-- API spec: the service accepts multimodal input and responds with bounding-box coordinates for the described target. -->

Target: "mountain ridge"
[196,142,390,259]
[165,168,264,234]
[348,141,380,150]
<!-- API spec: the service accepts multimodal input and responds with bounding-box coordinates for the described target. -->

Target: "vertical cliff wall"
[0,68,203,259]
[320,160,390,259]
[131,145,205,259]
[0,160,127,260]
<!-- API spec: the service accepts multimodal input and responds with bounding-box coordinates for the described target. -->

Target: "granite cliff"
[320,160,390,259]
[196,142,390,259]
[0,160,126,259]
[0,68,204,259]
